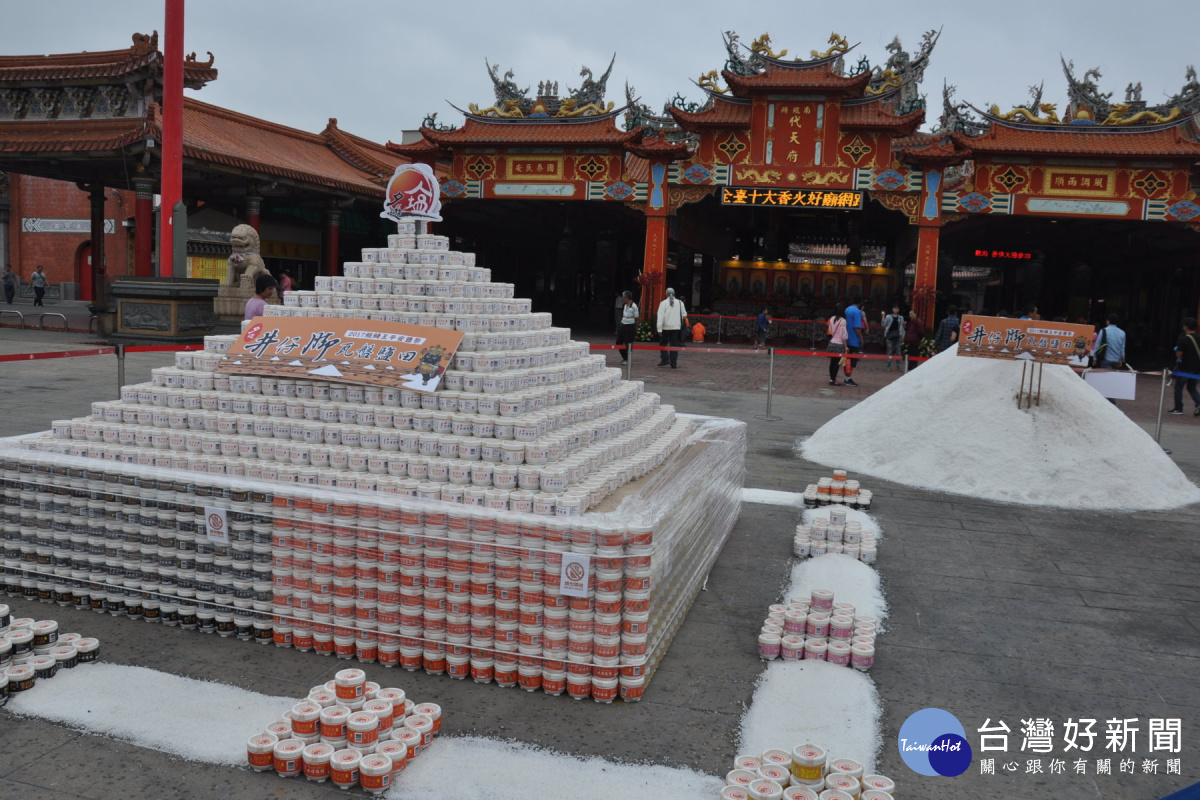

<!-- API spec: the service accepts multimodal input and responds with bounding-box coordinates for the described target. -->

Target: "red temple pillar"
[640,157,673,322]
[159,0,185,278]
[86,184,106,305]
[914,224,940,329]
[323,209,341,277]
[246,195,262,232]
[912,165,947,330]
[133,176,155,277]
[641,214,668,321]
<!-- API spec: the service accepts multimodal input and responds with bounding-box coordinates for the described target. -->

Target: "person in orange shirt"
[691,320,706,343]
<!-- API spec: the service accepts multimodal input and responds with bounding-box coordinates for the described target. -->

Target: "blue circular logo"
[897,708,973,777]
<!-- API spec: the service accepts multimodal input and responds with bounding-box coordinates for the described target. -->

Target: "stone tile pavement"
[1,331,1198,798]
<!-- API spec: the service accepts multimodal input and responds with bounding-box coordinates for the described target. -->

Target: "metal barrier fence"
[0,341,1175,446]
[684,314,893,349]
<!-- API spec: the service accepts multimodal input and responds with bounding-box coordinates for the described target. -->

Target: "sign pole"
[1018,361,1027,408]
[755,348,781,421]
[1155,369,1167,444]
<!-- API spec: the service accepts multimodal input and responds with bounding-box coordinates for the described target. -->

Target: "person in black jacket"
[1169,317,1200,415]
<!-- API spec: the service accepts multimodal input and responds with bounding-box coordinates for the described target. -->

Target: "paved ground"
[1,330,1199,799]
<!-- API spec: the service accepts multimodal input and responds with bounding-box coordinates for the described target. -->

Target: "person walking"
[881,304,905,370]
[1091,311,1126,369]
[843,294,864,387]
[245,273,277,320]
[826,304,848,386]
[615,290,638,364]
[655,288,687,368]
[278,269,294,298]
[613,292,626,334]
[903,308,925,370]
[30,265,47,307]
[934,305,960,353]
[754,308,770,349]
[1168,317,1200,415]
[2,265,15,305]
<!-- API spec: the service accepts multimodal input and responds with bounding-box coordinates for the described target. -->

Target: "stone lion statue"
[225,224,269,289]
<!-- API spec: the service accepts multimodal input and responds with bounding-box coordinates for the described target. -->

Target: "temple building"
[3,29,1199,353]
[394,30,1200,352]
[0,32,408,303]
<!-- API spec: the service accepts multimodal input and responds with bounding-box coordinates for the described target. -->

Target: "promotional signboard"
[958,315,1094,365]
[381,163,443,223]
[217,317,464,392]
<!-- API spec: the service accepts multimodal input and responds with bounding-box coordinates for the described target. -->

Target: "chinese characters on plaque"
[720,186,863,210]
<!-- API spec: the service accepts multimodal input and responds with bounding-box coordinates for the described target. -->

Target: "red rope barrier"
[0,347,114,363]
[123,344,207,353]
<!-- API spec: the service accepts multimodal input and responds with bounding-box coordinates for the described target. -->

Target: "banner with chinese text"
[720,186,863,210]
[217,317,463,392]
[958,315,1094,365]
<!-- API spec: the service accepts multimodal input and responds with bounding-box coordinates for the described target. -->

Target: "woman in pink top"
[827,304,848,386]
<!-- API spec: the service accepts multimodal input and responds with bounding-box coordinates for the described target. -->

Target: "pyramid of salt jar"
[0,221,744,702]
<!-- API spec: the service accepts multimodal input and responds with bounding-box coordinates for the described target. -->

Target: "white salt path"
[8,664,722,800]
[741,488,804,507]
[6,663,293,766]
[802,344,1200,510]
[394,736,722,800]
[738,554,888,771]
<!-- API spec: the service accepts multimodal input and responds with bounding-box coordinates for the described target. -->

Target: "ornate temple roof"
[667,95,751,129]
[937,61,1200,159]
[0,114,149,153]
[722,60,871,94]
[393,115,641,150]
[160,99,403,194]
[950,121,1200,158]
[840,99,925,131]
[0,31,216,89]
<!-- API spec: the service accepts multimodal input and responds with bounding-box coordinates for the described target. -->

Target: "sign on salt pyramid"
[218,317,463,393]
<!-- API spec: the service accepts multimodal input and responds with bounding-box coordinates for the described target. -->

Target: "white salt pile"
[802,345,1200,510]
[8,663,722,799]
[738,554,886,769]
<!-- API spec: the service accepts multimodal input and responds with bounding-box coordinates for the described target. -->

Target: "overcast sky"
[4,1,1198,144]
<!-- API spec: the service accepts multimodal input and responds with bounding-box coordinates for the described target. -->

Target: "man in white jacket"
[656,287,688,368]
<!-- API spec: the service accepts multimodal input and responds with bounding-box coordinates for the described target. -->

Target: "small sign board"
[1084,370,1137,400]
[204,506,229,545]
[559,553,592,598]
[958,315,1094,365]
[217,317,463,392]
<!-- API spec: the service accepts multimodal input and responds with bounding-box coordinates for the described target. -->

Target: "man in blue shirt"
[1092,311,1126,369]
[843,295,864,387]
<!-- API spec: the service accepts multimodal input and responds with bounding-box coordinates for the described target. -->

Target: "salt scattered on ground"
[741,488,804,507]
[8,663,723,799]
[802,344,1200,510]
[393,736,723,800]
[803,504,883,542]
[738,553,887,771]
[6,663,292,765]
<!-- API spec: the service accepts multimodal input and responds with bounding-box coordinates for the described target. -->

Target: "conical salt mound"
[802,344,1200,510]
